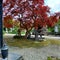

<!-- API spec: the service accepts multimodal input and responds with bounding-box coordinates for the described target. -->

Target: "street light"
[0,0,8,60]
[0,0,3,48]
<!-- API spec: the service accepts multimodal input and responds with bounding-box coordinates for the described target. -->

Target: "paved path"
[0,53,22,60]
[0,45,60,60]
[43,36,60,40]
[9,45,60,60]
[3,34,60,40]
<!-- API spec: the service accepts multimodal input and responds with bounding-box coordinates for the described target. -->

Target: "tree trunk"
[25,29,32,39]
[17,21,21,37]
[35,29,38,40]
[25,30,30,38]
[6,28,8,33]
[25,30,29,38]
[17,28,21,36]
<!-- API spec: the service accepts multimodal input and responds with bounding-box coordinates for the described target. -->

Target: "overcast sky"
[45,0,60,13]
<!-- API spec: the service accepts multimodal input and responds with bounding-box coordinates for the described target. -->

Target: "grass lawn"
[47,56,60,60]
[4,37,60,48]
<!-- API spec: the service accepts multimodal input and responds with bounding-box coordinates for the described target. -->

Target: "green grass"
[4,38,50,48]
[4,37,60,48]
[3,29,26,35]
[47,57,52,60]
[49,39,60,45]
[47,56,60,60]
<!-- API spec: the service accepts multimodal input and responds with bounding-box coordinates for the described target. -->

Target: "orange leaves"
[4,15,12,20]
[46,15,59,27]
[47,19,54,27]
[3,15,13,28]
[34,18,46,29]
[39,5,50,14]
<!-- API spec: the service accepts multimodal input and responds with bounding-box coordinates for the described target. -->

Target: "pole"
[0,1,8,60]
[0,0,3,48]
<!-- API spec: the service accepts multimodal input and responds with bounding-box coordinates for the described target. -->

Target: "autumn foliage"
[3,15,13,28]
[3,0,59,37]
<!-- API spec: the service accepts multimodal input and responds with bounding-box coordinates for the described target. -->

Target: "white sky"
[45,0,60,13]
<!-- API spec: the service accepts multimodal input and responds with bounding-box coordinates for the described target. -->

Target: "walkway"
[3,34,60,40]
[9,45,60,60]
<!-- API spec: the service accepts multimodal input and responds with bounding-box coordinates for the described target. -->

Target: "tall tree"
[3,0,59,38]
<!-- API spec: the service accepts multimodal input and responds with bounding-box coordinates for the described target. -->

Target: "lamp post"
[0,0,8,60]
[0,0,3,48]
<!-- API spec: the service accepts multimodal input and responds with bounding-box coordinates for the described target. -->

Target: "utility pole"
[0,0,8,60]
[0,0,3,48]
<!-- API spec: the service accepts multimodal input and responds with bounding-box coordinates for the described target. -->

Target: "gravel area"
[9,45,60,60]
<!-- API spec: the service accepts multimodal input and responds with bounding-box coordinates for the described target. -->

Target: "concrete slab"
[0,53,23,60]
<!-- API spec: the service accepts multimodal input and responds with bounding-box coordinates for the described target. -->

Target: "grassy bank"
[4,37,60,48]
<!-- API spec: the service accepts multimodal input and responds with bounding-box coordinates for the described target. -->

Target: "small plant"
[47,57,52,60]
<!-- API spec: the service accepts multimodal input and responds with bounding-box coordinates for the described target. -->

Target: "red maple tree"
[3,0,59,38]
